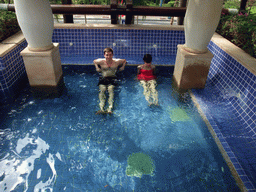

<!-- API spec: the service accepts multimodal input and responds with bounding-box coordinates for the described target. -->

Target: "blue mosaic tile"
[241,176,252,183]
[218,137,227,143]
[52,28,184,58]
[54,28,181,64]
[245,183,256,191]
[193,41,256,190]
[233,163,243,170]
[0,58,4,69]
[230,157,239,164]
[0,40,27,103]
[227,152,236,158]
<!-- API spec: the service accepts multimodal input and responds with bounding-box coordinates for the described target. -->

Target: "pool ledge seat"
[20,43,64,98]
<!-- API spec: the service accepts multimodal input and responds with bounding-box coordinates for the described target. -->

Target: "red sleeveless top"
[137,68,156,81]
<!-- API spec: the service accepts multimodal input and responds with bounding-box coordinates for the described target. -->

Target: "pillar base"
[30,76,65,99]
[21,43,64,98]
[173,44,213,90]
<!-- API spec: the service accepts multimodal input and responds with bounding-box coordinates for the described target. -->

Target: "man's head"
[104,47,113,55]
[104,47,114,61]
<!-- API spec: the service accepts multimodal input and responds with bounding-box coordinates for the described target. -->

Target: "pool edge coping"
[211,33,256,76]
[0,31,24,57]
[54,23,185,31]
[189,90,249,192]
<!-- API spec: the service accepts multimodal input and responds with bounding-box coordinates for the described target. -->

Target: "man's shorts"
[98,77,118,86]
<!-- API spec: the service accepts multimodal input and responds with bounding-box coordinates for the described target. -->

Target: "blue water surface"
[0,66,240,191]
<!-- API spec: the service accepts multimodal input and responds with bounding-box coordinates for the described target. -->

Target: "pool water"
[0,66,240,191]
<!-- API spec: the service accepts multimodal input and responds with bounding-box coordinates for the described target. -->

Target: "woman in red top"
[137,54,158,105]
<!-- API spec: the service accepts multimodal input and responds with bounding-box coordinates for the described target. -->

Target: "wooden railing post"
[239,0,248,13]
[125,0,133,24]
[111,0,118,24]
[62,0,73,23]
[177,0,187,25]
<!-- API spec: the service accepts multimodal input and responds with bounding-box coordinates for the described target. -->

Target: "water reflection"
[0,132,57,192]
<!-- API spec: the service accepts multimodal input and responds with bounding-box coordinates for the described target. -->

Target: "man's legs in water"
[107,85,115,113]
[99,84,107,112]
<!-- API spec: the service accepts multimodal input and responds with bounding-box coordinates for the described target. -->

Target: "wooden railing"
[6,4,186,24]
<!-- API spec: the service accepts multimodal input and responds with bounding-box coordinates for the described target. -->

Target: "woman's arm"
[137,65,142,74]
[153,68,157,76]
[151,65,156,76]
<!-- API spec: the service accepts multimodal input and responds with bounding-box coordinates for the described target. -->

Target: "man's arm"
[93,59,102,72]
[118,59,126,71]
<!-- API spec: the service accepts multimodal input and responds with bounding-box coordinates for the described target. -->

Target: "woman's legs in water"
[148,79,158,105]
[140,79,158,105]
[140,80,151,104]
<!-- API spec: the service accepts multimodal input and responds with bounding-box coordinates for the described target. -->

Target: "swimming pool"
[0,65,240,191]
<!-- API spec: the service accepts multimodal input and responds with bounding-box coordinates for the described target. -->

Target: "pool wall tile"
[207,41,256,131]
[0,41,28,104]
[52,28,185,60]
[192,40,256,191]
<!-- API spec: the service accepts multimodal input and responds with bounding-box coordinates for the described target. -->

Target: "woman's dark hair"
[143,54,152,63]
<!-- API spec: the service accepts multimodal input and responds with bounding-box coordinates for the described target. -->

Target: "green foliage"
[251,6,256,14]
[49,0,62,4]
[0,10,20,42]
[49,0,111,5]
[146,0,175,7]
[73,0,109,5]
[223,0,240,9]
[216,11,256,58]
[48,0,174,6]
[0,0,14,3]
[162,0,175,7]
[133,0,147,6]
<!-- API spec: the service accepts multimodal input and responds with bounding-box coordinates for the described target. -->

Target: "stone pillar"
[21,43,64,98]
[14,0,63,97]
[173,45,213,90]
[173,0,223,90]
[14,0,54,51]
